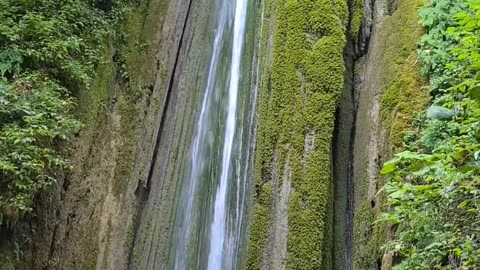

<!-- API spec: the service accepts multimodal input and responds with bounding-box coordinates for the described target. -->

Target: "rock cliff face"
[246,0,349,269]
[4,0,195,268]
[247,0,429,269]
[128,0,225,267]
[350,0,429,268]
[0,0,429,269]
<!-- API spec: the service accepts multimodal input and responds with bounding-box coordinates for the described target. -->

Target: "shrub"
[0,0,126,226]
[380,0,480,268]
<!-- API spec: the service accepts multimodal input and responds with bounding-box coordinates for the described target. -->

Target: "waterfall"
[207,0,249,268]
[169,0,252,269]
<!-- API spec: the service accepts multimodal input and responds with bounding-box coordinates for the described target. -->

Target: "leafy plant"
[418,0,467,93]
[0,0,130,226]
[380,0,480,268]
[0,74,82,225]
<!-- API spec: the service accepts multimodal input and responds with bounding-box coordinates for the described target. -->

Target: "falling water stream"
[168,0,252,269]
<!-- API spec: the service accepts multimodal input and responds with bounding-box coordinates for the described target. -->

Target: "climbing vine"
[380,0,480,268]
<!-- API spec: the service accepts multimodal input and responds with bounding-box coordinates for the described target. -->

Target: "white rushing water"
[207,0,249,268]
[172,2,229,269]
[170,0,251,269]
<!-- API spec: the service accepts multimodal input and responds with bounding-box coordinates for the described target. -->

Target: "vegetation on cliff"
[381,0,480,268]
[351,0,430,268]
[247,0,348,269]
[0,0,129,226]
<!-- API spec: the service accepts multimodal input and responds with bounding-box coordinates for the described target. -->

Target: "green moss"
[77,42,113,124]
[125,223,135,251]
[353,0,430,268]
[353,203,385,269]
[374,0,430,150]
[380,56,430,149]
[122,0,169,90]
[112,0,169,196]
[124,203,139,251]
[80,220,101,270]
[246,182,273,269]
[245,0,278,266]
[247,0,348,269]
[350,0,364,39]
[113,95,138,196]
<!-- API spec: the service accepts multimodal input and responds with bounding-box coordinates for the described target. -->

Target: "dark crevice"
[47,209,60,260]
[144,0,192,193]
[332,108,345,270]
[332,0,374,269]
[357,0,374,57]
[387,0,399,15]
[332,36,356,270]
[126,0,193,267]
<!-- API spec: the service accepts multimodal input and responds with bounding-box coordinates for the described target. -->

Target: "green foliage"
[0,0,128,225]
[380,0,480,268]
[418,0,467,91]
[0,0,110,86]
[0,74,81,224]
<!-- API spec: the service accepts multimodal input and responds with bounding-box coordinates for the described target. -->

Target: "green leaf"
[469,85,480,101]
[425,242,443,250]
[457,199,471,209]
[475,72,480,81]
[381,162,397,175]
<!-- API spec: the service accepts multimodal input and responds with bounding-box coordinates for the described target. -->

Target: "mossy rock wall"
[1,0,192,269]
[246,0,349,269]
[128,0,229,267]
[352,0,430,268]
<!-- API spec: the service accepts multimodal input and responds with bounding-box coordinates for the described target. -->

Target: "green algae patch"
[381,56,430,149]
[245,1,275,268]
[375,0,430,150]
[77,42,114,125]
[353,202,387,269]
[121,0,170,89]
[247,0,348,269]
[111,0,170,197]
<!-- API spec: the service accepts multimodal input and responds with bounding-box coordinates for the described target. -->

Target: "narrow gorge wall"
[247,0,430,269]
[246,0,349,269]
[2,0,194,268]
[0,0,432,269]
[126,0,258,268]
[351,0,429,268]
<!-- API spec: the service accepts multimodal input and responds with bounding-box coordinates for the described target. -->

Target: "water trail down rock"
[169,0,252,269]
[172,3,228,269]
[207,0,249,269]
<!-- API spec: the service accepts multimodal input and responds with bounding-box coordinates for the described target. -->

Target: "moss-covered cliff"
[0,0,191,268]
[0,0,436,268]
[247,0,431,269]
[352,0,430,268]
[246,0,349,269]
